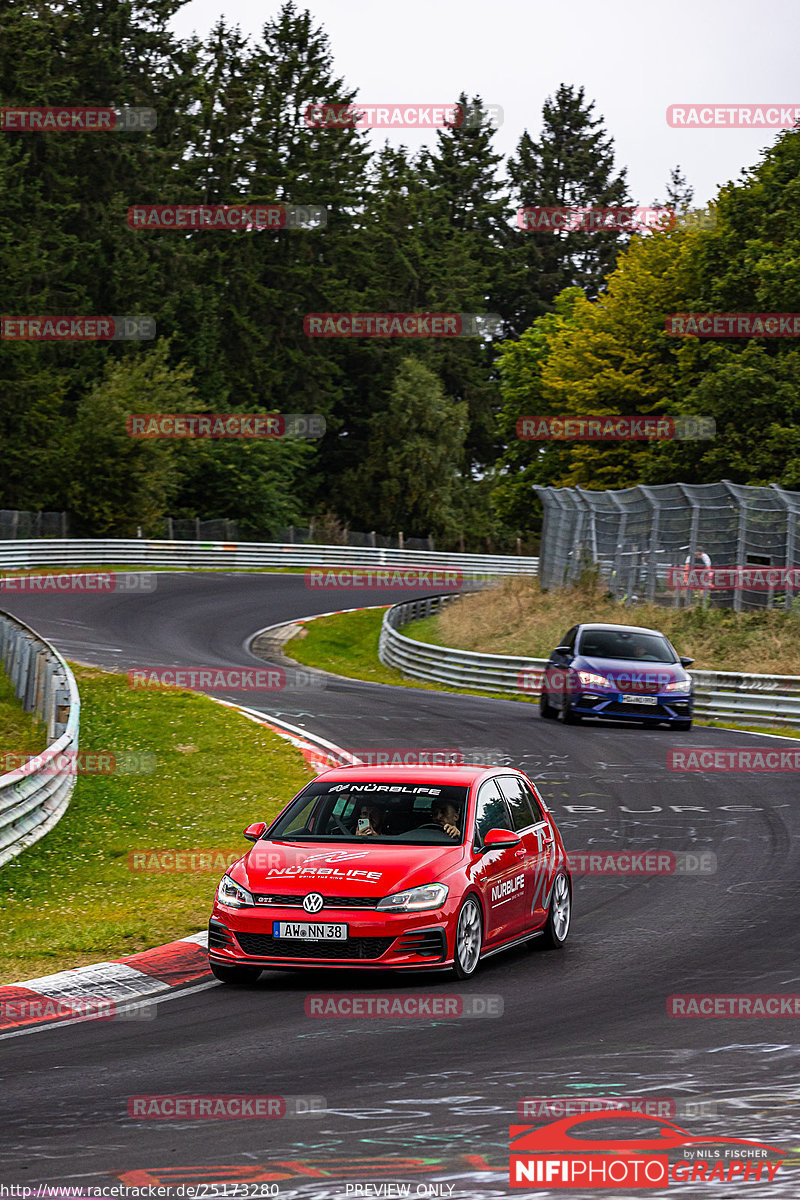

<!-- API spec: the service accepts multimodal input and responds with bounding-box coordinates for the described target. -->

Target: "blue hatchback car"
[540,622,694,729]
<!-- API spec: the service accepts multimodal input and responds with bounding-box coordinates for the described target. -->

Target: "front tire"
[540,690,557,720]
[452,896,483,979]
[539,873,571,949]
[562,697,582,725]
[673,719,692,731]
[210,961,263,985]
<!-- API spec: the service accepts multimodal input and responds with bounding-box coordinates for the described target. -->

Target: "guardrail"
[0,538,538,577]
[0,612,81,867]
[379,596,800,729]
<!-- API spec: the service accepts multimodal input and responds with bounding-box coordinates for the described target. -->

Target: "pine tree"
[503,84,631,337]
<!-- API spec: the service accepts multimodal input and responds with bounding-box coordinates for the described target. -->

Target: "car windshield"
[267,780,469,845]
[578,629,676,663]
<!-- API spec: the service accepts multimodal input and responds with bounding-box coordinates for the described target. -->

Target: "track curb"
[0,705,355,1030]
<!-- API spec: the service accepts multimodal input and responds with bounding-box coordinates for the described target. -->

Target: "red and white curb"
[213,698,361,773]
[0,932,211,1033]
[0,708,357,1033]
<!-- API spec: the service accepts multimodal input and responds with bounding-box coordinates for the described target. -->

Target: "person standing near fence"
[683,544,711,606]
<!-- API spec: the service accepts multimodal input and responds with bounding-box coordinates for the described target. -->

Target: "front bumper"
[570,691,693,723]
[209,907,452,970]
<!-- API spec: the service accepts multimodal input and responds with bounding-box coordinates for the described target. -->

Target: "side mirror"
[480,827,522,853]
[554,645,572,657]
[679,656,695,668]
[243,822,266,842]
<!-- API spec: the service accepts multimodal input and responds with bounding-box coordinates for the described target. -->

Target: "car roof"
[577,622,667,638]
[315,764,512,786]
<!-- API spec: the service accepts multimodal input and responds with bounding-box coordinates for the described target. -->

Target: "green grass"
[0,664,313,984]
[0,665,48,762]
[285,607,532,702]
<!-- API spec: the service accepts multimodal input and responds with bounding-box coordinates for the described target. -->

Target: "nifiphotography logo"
[509,1111,785,1188]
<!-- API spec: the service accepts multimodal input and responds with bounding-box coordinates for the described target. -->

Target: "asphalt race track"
[1,573,798,1198]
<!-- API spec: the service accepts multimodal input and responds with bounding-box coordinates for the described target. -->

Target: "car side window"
[497,776,537,832]
[474,779,512,845]
[558,626,578,654]
[520,781,546,823]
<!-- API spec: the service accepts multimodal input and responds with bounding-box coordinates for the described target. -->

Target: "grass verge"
[405,577,800,675]
[0,664,313,984]
[284,607,524,703]
[0,666,48,762]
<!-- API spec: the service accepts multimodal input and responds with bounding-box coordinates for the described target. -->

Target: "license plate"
[621,695,658,706]
[273,921,348,941]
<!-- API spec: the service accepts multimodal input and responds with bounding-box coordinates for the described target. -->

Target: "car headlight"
[577,670,612,690]
[217,874,255,908]
[376,883,449,912]
[664,679,692,693]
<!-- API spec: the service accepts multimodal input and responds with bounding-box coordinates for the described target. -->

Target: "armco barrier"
[379,597,800,729]
[0,612,80,867]
[0,538,538,576]
[379,595,548,692]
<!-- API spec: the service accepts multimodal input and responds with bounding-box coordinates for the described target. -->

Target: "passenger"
[431,800,461,839]
[356,803,383,837]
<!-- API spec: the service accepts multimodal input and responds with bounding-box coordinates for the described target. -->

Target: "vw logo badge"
[303,892,324,914]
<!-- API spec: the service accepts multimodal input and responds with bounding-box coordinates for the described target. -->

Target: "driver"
[431,800,461,840]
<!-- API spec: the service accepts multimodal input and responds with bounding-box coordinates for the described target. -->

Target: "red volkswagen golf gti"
[208,764,572,983]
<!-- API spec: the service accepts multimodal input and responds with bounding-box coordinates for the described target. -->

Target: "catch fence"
[534,481,800,611]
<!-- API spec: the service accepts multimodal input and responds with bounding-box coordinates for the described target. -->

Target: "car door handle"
[515,849,526,858]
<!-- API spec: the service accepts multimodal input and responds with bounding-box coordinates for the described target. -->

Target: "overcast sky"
[170,0,795,207]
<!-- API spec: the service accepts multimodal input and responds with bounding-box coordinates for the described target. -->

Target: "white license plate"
[621,695,658,706]
[273,921,348,941]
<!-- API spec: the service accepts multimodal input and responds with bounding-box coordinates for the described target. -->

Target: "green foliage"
[503,84,631,336]
[493,131,800,494]
[348,357,468,540]
[2,0,799,537]
[66,343,189,535]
